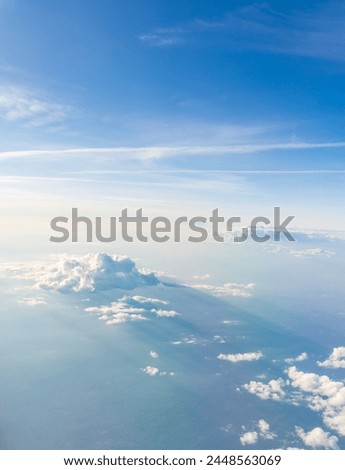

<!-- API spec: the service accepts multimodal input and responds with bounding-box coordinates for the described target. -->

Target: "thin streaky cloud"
[76,170,345,175]
[140,2,345,61]
[1,141,345,161]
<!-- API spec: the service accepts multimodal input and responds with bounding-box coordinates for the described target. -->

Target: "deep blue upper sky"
[0,0,345,217]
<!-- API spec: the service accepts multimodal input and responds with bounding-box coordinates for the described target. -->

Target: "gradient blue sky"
[0,0,345,252]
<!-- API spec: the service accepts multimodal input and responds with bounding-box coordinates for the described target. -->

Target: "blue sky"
[1,0,345,151]
[0,0,345,252]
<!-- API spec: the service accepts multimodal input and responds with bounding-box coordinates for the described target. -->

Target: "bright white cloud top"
[295,426,338,449]
[243,379,286,401]
[240,431,258,446]
[318,347,345,369]
[33,252,158,292]
[141,366,160,377]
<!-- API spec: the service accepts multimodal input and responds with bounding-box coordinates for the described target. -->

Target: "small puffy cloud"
[141,366,159,376]
[243,379,286,401]
[19,297,47,306]
[257,419,276,440]
[150,351,159,359]
[240,431,258,446]
[318,347,345,369]
[295,426,338,449]
[218,351,263,363]
[34,253,158,293]
[240,419,276,445]
[285,352,308,364]
[141,365,175,377]
[153,309,178,317]
[192,282,255,297]
[85,295,177,326]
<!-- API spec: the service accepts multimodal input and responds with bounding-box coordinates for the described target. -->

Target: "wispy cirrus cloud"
[139,28,185,47]
[0,86,70,126]
[139,2,345,62]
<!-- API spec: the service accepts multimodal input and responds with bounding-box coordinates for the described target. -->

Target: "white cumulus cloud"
[285,352,308,364]
[243,379,286,401]
[295,426,338,449]
[287,366,345,436]
[141,366,159,376]
[153,309,178,317]
[240,419,276,446]
[218,351,263,363]
[34,253,158,293]
[240,431,258,446]
[318,347,345,369]
[257,419,276,440]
